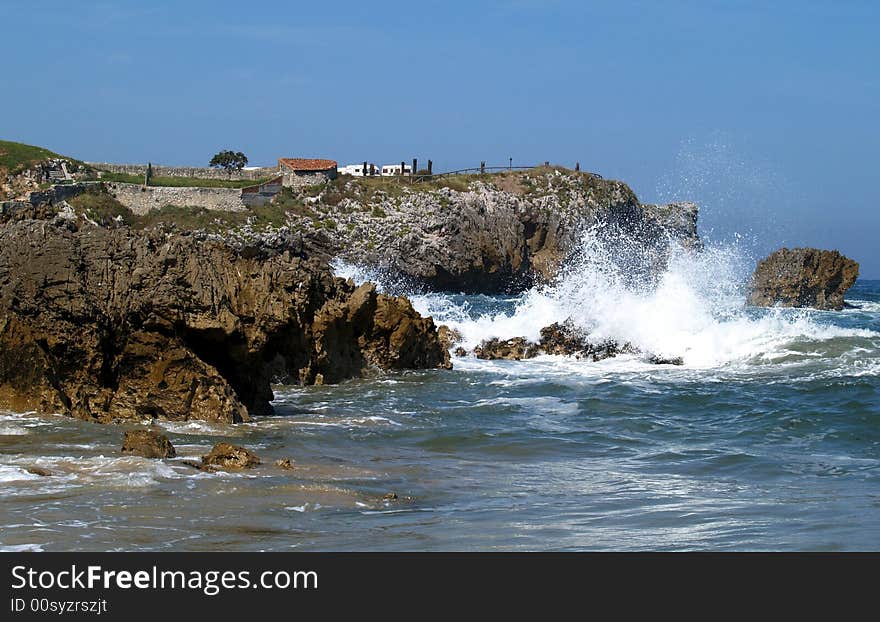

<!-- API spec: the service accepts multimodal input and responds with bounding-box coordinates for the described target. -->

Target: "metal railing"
[365,164,603,184]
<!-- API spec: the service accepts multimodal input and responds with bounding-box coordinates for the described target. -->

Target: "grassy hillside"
[0,140,74,174]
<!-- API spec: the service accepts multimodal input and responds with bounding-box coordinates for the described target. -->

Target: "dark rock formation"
[121,429,176,458]
[472,322,651,363]
[748,248,859,310]
[538,322,635,361]
[647,355,684,366]
[0,220,450,423]
[474,337,540,360]
[202,442,260,470]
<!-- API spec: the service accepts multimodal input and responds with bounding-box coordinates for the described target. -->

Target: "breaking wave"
[335,227,879,374]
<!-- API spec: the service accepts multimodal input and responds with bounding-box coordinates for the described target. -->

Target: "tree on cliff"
[209,150,248,176]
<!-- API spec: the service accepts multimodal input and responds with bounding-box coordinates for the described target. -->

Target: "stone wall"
[282,170,336,189]
[105,183,246,215]
[24,182,95,206]
[90,163,278,181]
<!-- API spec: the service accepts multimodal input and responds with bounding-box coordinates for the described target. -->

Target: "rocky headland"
[289,169,701,293]
[0,217,449,424]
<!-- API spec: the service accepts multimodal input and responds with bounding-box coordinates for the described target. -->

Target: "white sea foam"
[0,464,43,483]
[396,227,877,375]
[0,454,186,491]
[0,423,29,435]
[0,543,45,552]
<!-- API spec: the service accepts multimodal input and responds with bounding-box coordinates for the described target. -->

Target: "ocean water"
[1,232,879,551]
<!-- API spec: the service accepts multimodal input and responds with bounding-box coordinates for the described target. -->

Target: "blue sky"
[2,0,878,275]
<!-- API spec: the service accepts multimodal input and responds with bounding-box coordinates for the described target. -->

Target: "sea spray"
[334,228,878,370]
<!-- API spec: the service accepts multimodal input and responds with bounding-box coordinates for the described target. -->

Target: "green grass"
[68,186,136,226]
[0,139,80,175]
[98,171,269,189]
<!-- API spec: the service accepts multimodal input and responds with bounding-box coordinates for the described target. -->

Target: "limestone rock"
[539,322,591,356]
[0,220,451,423]
[202,442,260,470]
[474,337,539,360]
[294,169,701,293]
[121,429,176,459]
[748,248,859,310]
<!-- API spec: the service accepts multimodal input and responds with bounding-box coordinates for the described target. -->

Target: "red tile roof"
[278,158,337,171]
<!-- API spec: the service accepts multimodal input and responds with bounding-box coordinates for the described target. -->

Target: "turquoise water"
[1,256,878,550]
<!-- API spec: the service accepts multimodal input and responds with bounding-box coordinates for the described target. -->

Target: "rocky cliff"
[279,168,700,293]
[748,247,859,310]
[0,218,449,424]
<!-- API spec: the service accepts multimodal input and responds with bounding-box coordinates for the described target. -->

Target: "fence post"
[427,160,433,175]
[401,161,405,176]
[363,161,367,177]
[413,158,417,176]
[575,161,580,172]
[480,161,485,175]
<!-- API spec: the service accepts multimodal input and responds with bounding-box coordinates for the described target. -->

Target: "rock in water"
[647,355,684,366]
[121,429,177,458]
[474,337,539,360]
[748,248,859,310]
[26,466,53,477]
[274,458,295,470]
[0,221,450,423]
[202,443,260,470]
[539,322,591,356]
[437,325,463,351]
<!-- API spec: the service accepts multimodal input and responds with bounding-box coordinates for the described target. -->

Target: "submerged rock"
[748,248,859,311]
[647,355,684,366]
[26,466,53,477]
[202,442,260,470]
[0,221,450,423]
[274,458,295,470]
[453,346,468,357]
[121,429,176,459]
[474,337,540,360]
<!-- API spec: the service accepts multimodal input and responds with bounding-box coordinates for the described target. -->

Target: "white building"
[380,163,412,176]
[339,163,380,176]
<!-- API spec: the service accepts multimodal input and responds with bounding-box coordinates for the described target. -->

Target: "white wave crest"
[407,227,878,371]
